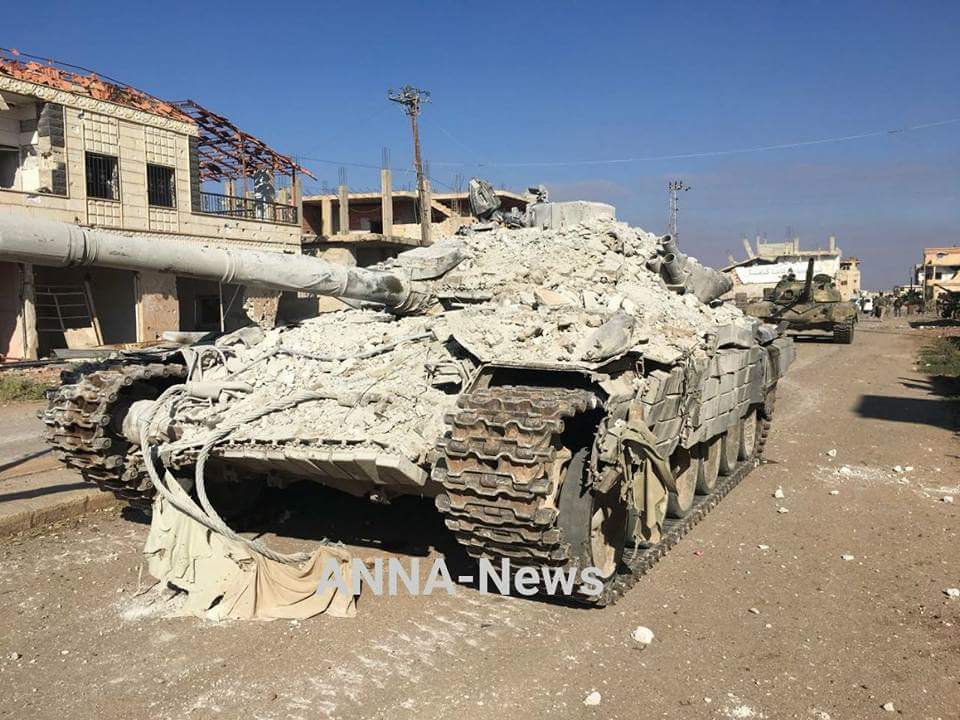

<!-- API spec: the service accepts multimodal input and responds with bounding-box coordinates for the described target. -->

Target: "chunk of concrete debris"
[748,607,761,615]
[534,287,575,308]
[777,507,789,514]
[6,652,21,661]
[838,466,853,476]
[583,691,602,706]
[841,554,855,561]
[826,449,837,458]
[943,496,955,504]
[828,489,840,495]
[773,486,785,499]
[757,544,770,550]
[882,702,896,712]
[893,465,904,473]
[945,588,960,598]
[631,626,655,646]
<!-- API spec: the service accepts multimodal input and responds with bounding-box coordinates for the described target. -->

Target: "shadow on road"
[909,319,960,329]
[856,369,959,435]
[0,481,90,503]
[237,480,475,574]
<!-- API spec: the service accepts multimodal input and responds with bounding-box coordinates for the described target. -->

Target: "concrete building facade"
[837,257,861,300]
[723,235,856,301]
[920,246,960,303]
[0,51,308,360]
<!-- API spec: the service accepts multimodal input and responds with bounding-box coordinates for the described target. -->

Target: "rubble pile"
[434,219,747,365]
[173,218,754,460]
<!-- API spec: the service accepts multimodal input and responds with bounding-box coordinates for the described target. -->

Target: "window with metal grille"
[147,164,176,208]
[84,153,120,200]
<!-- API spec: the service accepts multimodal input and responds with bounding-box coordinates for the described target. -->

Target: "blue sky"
[6,0,959,287]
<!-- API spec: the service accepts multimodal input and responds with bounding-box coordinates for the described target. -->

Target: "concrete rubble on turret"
[170,217,761,463]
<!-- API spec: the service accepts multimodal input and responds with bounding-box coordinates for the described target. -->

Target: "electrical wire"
[425,117,960,169]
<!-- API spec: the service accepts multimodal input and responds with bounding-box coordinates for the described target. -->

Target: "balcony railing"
[197,191,298,225]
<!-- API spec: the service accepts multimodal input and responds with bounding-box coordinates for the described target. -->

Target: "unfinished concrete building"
[301,180,528,266]
[0,50,310,360]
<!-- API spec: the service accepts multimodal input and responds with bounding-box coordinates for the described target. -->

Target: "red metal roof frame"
[0,48,192,122]
[1,48,314,182]
[173,99,314,181]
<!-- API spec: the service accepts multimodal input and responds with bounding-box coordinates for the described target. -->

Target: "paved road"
[0,319,957,720]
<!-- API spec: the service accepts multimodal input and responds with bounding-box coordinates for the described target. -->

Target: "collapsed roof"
[0,48,313,182]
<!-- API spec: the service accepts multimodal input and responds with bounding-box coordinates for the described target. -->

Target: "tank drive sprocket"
[41,358,187,510]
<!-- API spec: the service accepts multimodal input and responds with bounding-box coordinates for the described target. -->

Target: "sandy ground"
[0,317,957,720]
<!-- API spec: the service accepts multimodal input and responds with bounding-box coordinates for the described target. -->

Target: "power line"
[293,155,458,192]
[425,117,960,169]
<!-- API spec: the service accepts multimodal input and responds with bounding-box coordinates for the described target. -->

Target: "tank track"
[435,384,774,606]
[435,386,596,566]
[41,359,187,510]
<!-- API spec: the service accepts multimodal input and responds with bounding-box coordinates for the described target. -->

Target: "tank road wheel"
[738,408,760,460]
[718,421,741,476]
[834,321,855,344]
[557,446,628,581]
[694,435,722,494]
[666,447,697,518]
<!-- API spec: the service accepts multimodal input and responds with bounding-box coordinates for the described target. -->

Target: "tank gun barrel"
[800,257,815,302]
[0,216,427,313]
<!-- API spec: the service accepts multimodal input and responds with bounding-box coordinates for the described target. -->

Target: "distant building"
[0,49,310,360]
[300,184,529,266]
[723,235,855,300]
[837,257,861,300]
[920,246,960,303]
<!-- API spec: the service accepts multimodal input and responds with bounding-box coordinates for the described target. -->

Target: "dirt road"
[1,319,957,720]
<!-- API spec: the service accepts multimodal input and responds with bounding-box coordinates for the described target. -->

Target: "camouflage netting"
[167,218,755,461]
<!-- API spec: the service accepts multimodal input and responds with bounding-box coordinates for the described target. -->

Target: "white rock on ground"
[631,626,655,645]
[841,554,855,561]
[882,702,896,712]
[829,489,840,495]
[773,486,785,499]
[826,449,837,457]
[777,507,789,514]
[583,691,602,706]
[944,588,960,598]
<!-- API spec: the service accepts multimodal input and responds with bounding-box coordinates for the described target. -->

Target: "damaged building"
[0,49,311,361]
[723,234,859,302]
[300,181,529,266]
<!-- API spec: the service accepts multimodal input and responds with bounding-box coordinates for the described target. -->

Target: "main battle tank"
[1,213,795,605]
[742,258,858,343]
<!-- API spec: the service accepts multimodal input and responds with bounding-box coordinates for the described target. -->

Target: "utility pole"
[388,85,431,245]
[667,180,691,239]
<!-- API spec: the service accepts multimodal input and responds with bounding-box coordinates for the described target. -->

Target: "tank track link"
[41,359,187,510]
[435,384,775,606]
[434,386,596,567]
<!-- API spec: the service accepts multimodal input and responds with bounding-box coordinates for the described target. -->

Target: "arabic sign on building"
[734,257,840,285]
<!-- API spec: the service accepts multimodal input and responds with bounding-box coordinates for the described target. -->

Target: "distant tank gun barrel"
[800,257,815,302]
[0,216,428,313]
